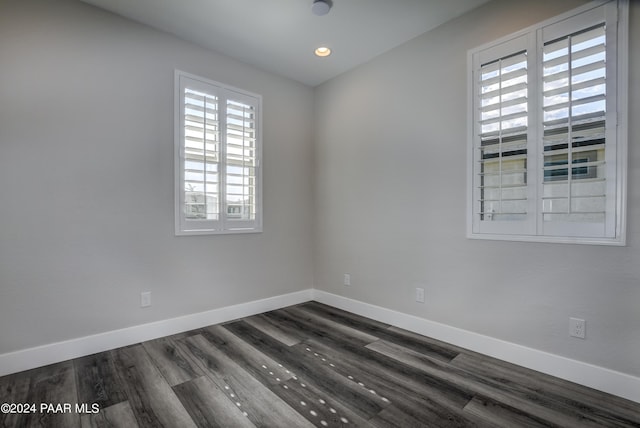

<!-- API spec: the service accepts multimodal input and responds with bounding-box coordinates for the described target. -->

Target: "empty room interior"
[1,0,639,426]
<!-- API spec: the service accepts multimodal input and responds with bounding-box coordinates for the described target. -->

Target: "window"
[467,0,627,245]
[175,71,262,235]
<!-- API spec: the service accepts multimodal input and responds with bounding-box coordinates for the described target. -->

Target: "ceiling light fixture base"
[312,0,332,16]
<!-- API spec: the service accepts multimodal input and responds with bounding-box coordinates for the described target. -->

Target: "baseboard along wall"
[0,288,638,404]
[311,290,640,405]
[0,289,313,378]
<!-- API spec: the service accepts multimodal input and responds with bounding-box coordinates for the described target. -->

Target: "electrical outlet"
[343,274,351,286]
[415,287,425,303]
[141,291,151,308]
[569,317,585,339]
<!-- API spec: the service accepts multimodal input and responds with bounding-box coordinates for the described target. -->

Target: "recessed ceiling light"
[315,46,332,57]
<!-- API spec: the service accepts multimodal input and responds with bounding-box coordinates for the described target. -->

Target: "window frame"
[174,70,263,236]
[466,0,628,246]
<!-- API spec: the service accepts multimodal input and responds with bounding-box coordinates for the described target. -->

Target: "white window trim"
[466,0,628,246]
[174,70,263,236]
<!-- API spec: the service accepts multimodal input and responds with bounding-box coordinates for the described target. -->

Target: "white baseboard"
[311,290,640,404]
[0,289,313,377]
[2,288,638,405]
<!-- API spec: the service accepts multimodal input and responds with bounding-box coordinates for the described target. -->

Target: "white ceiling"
[79,0,491,87]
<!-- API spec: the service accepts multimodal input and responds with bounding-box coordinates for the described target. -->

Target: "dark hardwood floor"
[1,301,639,427]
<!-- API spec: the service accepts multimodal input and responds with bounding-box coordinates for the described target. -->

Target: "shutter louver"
[542,25,607,224]
[477,51,528,221]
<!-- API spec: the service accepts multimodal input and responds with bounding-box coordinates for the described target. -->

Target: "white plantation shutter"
[472,35,537,236]
[224,95,259,230]
[478,50,529,221]
[176,72,262,235]
[540,4,618,239]
[183,88,220,223]
[469,1,626,244]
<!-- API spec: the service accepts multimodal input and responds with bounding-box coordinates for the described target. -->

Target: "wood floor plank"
[268,307,373,348]
[282,304,464,398]
[74,352,128,409]
[80,401,140,428]
[222,320,391,420]
[15,361,80,428]
[275,376,373,427]
[300,301,462,362]
[242,313,305,346]
[300,338,480,426]
[200,325,294,384]
[384,325,467,360]
[142,336,203,386]
[451,352,640,426]
[369,403,491,428]
[205,324,372,427]
[177,334,315,428]
[111,345,196,428]
[225,318,477,426]
[0,367,32,428]
[173,376,255,428]
[303,301,392,330]
[268,308,474,410]
[367,339,618,428]
[368,404,437,428]
[462,396,557,428]
[284,305,380,345]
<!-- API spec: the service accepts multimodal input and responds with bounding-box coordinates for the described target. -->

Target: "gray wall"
[313,0,640,377]
[0,0,314,354]
[1,0,638,382]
